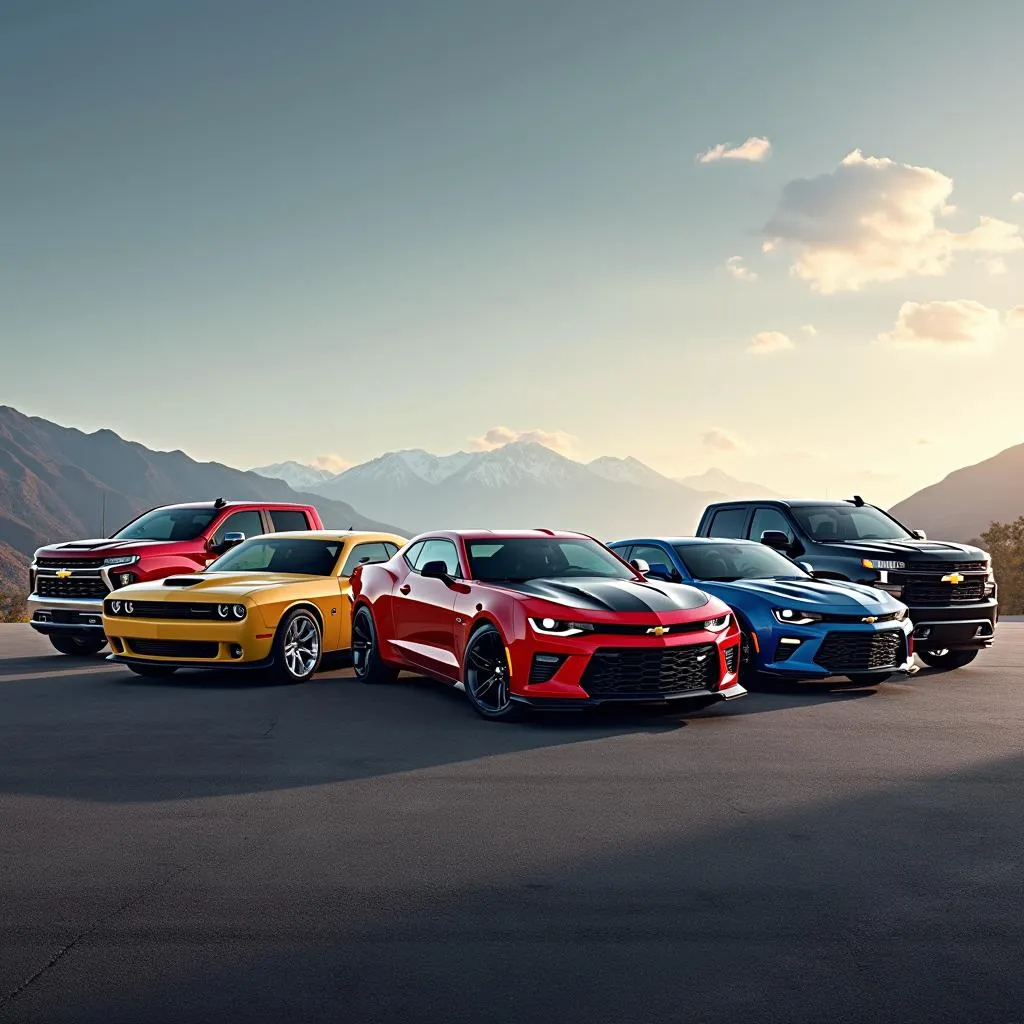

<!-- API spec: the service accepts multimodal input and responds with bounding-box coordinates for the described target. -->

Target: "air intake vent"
[163,577,202,587]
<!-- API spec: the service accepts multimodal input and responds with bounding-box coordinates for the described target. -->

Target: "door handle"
[399,584,411,594]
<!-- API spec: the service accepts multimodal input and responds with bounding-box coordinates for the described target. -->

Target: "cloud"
[1013,192,1024,204]
[984,257,1008,275]
[701,428,747,454]
[747,330,794,355]
[1008,306,1024,326]
[309,453,351,472]
[916,438,930,446]
[763,150,1024,293]
[801,324,817,336]
[470,426,576,454]
[697,136,772,164]
[878,300,1002,348]
[725,256,758,281]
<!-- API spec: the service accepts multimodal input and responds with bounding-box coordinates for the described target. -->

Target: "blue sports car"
[607,537,914,684]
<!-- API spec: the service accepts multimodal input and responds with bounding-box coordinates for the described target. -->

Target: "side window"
[414,539,462,577]
[403,541,425,570]
[340,541,393,577]
[749,507,794,544]
[269,509,310,532]
[383,543,400,557]
[213,510,265,545]
[629,544,676,576]
[707,507,747,538]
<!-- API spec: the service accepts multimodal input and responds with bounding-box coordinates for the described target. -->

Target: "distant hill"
[250,460,336,491]
[0,406,403,589]
[889,442,1024,541]
[675,468,780,500]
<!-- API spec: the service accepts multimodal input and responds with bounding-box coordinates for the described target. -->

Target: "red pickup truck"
[28,498,324,656]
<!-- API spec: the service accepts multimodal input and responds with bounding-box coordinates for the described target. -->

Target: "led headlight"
[894,607,909,620]
[528,617,594,637]
[217,604,231,619]
[862,558,905,570]
[231,604,246,620]
[772,608,823,626]
[103,555,140,566]
[123,601,134,615]
[704,614,731,632]
[109,600,122,615]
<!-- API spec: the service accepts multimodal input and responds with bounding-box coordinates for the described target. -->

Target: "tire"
[351,605,399,684]
[845,672,893,686]
[270,608,323,684]
[918,648,979,670]
[463,624,521,722]
[126,663,177,678]
[49,634,107,657]
[737,631,766,689]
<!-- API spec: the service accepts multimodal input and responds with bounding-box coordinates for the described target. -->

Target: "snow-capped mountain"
[675,468,780,500]
[321,449,473,492]
[250,460,337,491]
[587,456,679,491]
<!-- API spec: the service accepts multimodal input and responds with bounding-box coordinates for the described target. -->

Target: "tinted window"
[749,507,793,543]
[415,539,462,577]
[269,509,310,532]
[790,505,912,542]
[213,510,265,545]
[113,507,217,541]
[208,538,342,575]
[384,543,400,557]
[707,507,747,538]
[403,541,425,569]
[340,541,392,577]
[466,538,636,582]
[674,542,808,582]
[629,544,677,577]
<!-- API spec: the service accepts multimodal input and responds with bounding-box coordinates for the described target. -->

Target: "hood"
[818,538,987,562]
[703,577,903,614]
[124,572,322,599]
[36,538,188,558]
[493,576,711,614]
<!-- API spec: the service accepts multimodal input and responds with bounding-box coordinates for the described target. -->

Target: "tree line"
[973,518,1024,616]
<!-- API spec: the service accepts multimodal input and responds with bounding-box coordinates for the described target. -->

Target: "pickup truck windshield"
[113,507,218,541]
[790,505,912,542]
[674,542,808,582]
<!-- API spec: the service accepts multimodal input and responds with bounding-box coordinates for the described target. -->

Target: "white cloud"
[309,453,351,472]
[801,324,817,336]
[1013,192,1024,204]
[701,429,747,454]
[879,300,1002,348]
[763,150,1024,293]
[1008,306,1024,326]
[984,257,1008,275]
[470,426,576,454]
[697,136,772,164]
[725,256,758,281]
[748,330,795,355]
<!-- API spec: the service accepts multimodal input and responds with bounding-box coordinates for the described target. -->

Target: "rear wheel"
[463,624,520,722]
[351,606,399,684]
[270,609,322,683]
[918,648,978,670]
[49,635,107,657]
[126,663,177,678]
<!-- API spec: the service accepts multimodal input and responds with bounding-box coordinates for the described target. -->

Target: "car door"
[389,538,462,678]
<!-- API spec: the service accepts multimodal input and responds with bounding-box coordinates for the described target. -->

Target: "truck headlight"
[862,558,905,570]
[103,555,140,566]
[773,608,823,626]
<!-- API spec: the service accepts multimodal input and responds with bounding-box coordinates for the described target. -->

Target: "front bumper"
[905,599,997,650]
[102,616,276,667]
[28,596,106,635]
[510,680,746,708]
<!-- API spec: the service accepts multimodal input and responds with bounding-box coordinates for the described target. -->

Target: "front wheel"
[463,624,520,722]
[48,635,107,657]
[351,606,399,684]
[126,663,177,678]
[271,609,323,683]
[918,649,979,670]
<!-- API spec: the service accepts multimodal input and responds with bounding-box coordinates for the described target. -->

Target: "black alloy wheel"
[48,635,108,657]
[463,624,520,722]
[917,648,979,670]
[351,606,398,684]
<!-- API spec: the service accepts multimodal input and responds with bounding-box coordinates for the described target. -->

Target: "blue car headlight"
[772,608,823,626]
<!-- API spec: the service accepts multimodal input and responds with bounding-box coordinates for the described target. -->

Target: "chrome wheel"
[465,628,513,717]
[283,614,320,679]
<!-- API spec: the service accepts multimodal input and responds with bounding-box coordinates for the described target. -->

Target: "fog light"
[35,611,51,622]
[118,572,136,588]
[914,626,931,639]
[230,644,243,659]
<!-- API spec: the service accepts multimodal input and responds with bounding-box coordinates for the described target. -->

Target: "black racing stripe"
[499,578,709,613]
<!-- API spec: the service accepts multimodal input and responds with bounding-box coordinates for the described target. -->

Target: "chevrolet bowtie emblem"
[646,626,670,636]
[56,569,72,578]
[862,616,877,623]
[941,572,964,584]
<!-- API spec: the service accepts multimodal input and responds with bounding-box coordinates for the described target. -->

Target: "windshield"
[114,507,218,541]
[790,505,912,542]
[466,538,636,582]
[207,538,343,575]
[674,542,809,582]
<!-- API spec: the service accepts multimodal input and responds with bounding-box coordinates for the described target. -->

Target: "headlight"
[231,604,246,620]
[103,555,140,566]
[217,604,231,619]
[109,600,122,615]
[704,614,731,632]
[528,617,593,637]
[862,558,905,570]
[772,608,823,626]
[894,607,909,620]
[123,601,134,615]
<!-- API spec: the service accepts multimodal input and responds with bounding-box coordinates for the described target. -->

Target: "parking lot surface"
[1,623,1022,1023]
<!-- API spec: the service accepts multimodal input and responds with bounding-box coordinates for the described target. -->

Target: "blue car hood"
[701,577,901,614]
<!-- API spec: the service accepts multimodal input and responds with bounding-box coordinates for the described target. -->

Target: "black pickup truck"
[694,496,997,669]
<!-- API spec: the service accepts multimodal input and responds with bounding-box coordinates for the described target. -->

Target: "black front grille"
[905,561,987,575]
[580,643,719,698]
[35,575,109,599]
[822,610,904,624]
[36,557,106,570]
[529,654,566,684]
[586,621,706,636]
[105,600,217,620]
[127,639,220,659]
[902,580,986,605]
[814,631,903,672]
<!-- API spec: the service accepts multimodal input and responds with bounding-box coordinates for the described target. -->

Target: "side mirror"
[799,561,814,573]
[760,530,792,551]
[630,558,651,574]
[646,561,676,582]
[209,531,245,555]
[420,560,450,580]
[912,529,926,540]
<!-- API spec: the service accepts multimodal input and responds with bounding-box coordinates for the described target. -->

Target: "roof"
[707,498,864,508]
[157,499,318,510]
[258,530,408,543]
[411,529,592,541]
[611,536,759,547]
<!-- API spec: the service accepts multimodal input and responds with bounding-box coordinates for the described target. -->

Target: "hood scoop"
[163,576,203,587]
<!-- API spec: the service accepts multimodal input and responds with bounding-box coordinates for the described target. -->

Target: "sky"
[2,0,1023,507]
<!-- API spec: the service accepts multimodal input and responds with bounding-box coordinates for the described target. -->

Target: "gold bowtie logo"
[646,626,670,636]
[56,569,72,578]
[862,616,877,623]
[941,573,964,584]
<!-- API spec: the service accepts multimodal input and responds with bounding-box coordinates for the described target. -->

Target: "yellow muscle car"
[102,530,407,682]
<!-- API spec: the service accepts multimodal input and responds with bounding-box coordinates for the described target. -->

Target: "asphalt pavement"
[1,623,1022,1024]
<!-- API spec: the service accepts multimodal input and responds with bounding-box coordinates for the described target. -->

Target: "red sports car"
[349,530,745,720]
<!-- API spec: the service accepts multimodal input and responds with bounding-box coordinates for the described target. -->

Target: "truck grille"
[580,643,719,698]
[127,639,220,659]
[35,575,109,599]
[905,561,986,575]
[814,631,903,672]
[902,580,986,605]
[35,557,107,570]
[105,600,217,620]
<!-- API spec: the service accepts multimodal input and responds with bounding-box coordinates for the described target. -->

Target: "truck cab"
[695,496,997,670]
[27,498,324,656]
